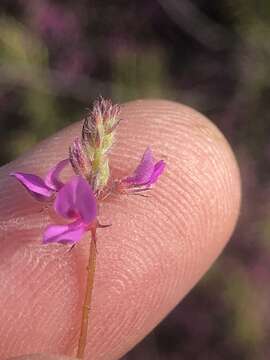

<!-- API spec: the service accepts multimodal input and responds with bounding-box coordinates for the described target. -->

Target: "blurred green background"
[1,1,270,359]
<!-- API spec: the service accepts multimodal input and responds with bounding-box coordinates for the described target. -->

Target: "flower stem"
[77,228,97,359]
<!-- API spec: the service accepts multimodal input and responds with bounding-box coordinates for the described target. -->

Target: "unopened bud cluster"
[69,98,121,193]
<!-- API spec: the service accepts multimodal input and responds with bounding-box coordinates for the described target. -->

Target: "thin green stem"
[77,228,97,359]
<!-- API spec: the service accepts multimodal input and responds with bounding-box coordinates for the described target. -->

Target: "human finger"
[0,99,241,359]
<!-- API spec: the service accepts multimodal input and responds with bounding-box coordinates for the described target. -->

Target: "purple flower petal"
[75,178,97,224]
[126,147,155,185]
[148,160,166,185]
[54,176,97,224]
[43,220,86,244]
[10,172,53,200]
[45,159,69,191]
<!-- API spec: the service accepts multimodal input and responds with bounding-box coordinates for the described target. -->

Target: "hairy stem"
[77,228,97,358]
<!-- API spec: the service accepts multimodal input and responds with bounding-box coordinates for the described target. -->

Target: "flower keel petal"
[43,221,86,244]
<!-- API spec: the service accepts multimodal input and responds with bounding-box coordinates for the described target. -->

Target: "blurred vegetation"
[1,1,270,359]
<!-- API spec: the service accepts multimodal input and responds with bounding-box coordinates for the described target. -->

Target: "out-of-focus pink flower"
[10,159,69,201]
[43,176,97,244]
[34,3,81,43]
[122,147,165,191]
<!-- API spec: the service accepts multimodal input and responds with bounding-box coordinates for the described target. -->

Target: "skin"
[0,100,241,360]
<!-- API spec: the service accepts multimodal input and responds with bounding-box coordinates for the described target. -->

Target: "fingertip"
[8,354,77,360]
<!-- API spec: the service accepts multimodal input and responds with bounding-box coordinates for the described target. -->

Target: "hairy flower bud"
[82,98,120,145]
[75,97,121,192]
[69,138,92,180]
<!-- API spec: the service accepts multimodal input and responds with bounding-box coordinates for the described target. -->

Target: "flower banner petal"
[54,177,78,219]
[75,176,97,224]
[149,160,166,185]
[54,176,97,224]
[125,147,155,185]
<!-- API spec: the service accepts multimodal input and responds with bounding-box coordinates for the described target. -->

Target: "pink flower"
[123,147,165,190]
[10,159,69,201]
[43,176,97,244]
